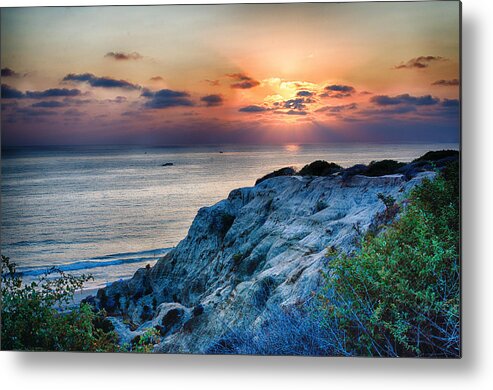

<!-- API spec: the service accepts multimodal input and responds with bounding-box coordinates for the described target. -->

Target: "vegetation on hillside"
[318,161,460,357]
[1,256,159,352]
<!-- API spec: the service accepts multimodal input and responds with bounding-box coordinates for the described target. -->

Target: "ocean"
[1,143,458,289]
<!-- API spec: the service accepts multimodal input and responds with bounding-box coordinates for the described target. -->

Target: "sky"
[1,2,460,146]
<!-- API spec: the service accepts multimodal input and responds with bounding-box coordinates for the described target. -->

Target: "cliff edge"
[93,153,457,353]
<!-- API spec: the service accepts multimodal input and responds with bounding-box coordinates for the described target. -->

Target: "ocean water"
[1,143,458,289]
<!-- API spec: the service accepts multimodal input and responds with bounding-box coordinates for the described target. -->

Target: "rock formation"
[95,161,439,353]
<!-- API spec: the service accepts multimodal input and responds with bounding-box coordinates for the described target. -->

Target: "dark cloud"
[370,94,440,106]
[239,105,268,113]
[325,85,355,93]
[1,68,19,77]
[432,79,460,86]
[64,108,84,116]
[63,98,94,105]
[16,107,58,117]
[150,76,164,82]
[121,110,150,117]
[142,88,194,109]
[283,98,307,111]
[315,103,358,113]
[106,96,127,104]
[297,90,314,97]
[414,99,460,120]
[200,94,223,107]
[63,73,140,90]
[285,110,307,116]
[321,84,355,98]
[31,101,68,108]
[227,73,260,89]
[273,109,308,116]
[105,51,142,61]
[1,84,24,99]
[394,56,447,69]
[360,105,418,116]
[0,86,77,101]
[442,98,460,107]
[25,88,82,99]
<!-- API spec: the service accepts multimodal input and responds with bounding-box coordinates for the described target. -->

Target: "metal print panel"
[0,1,461,357]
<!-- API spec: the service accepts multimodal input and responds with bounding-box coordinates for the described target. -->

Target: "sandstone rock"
[99,171,435,353]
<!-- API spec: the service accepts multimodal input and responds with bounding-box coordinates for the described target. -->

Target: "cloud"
[105,51,142,61]
[283,98,307,110]
[321,84,355,98]
[25,88,82,99]
[360,105,418,116]
[370,94,439,106]
[272,109,308,116]
[16,107,58,117]
[2,84,85,101]
[205,79,220,87]
[106,96,127,104]
[31,101,68,108]
[394,56,447,69]
[63,73,140,90]
[239,105,268,113]
[1,84,25,99]
[1,68,20,77]
[432,79,460,86]
[200,94,223,107]
[64,108,84,116]
[315,103,358,113]
[227,73,260,89]
[442,98,460,107]
[297,90,314,97]
[325,85,355,93]
[63,97,94,105]
[285,110,307,116]
[150,76,164,82]
[142,88,194,109]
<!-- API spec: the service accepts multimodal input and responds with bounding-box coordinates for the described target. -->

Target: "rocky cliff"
[95,165,438,353]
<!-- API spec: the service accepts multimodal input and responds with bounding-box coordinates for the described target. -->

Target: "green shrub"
[255,167,296,185]
[1,256,160,352]
[364,160,405,177]
[299,160,342,176]
[318,162,460,357]
[1,256,117,351]
[413,150,459,163]
[122,327,160,353]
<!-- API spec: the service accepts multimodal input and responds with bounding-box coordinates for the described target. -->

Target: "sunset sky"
[1,2,460,146]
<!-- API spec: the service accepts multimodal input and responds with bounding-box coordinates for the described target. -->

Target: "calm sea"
[1,143,458,289]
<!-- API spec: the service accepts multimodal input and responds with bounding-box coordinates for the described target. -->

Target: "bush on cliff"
[255,167,296,185]
[363,159,406,177]
[1,256,120,351]
[413,149,459,163]
[1,257,159,352]
[299,160,343,176]
[318,161,460,357]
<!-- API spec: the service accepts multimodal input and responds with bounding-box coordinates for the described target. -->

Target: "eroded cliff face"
[97,171,434,353]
